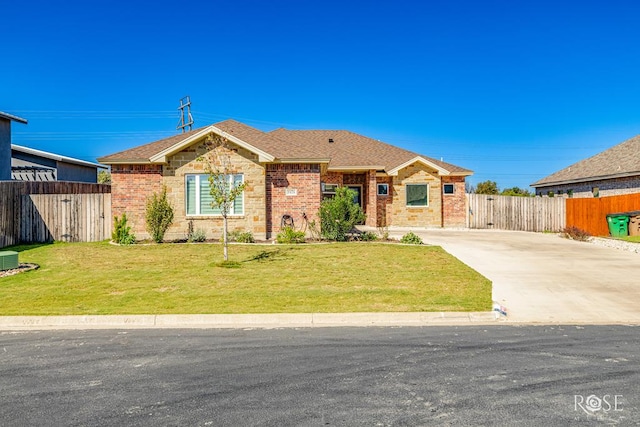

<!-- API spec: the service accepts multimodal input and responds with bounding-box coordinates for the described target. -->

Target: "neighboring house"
[98,119,472,240]
[532,135,640,198]
[11,144,104,183]
[1,110,104,183]
[0,111,28,181]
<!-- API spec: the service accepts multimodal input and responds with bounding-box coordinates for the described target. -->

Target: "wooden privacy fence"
[566,193,640,236]
[468,194,566,232]
[20,193,112,243]
[0,181,111,248]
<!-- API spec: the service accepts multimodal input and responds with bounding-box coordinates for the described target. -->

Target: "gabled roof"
[12,144,104,169]
[269,129,471,175]
[0,111,27,124]
[98,119,472,176]
[98,126,209,164]
[98,120,330,164]
[532,135,640,187]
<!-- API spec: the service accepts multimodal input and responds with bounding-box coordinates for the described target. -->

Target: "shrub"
[112,213,136,245]
[400,232,423,245]
[188,229,207,243]
[319,187,366,241]
[360,231,379,241]
[377,225,390,241]
[229,230,256,243]
[186,220,207,242]
[562,226,591,242]
[276,227,306,244]
[145,187,174,243]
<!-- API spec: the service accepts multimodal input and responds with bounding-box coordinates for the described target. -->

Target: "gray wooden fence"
[0,181,111,248]
[20,193,112,243]
[468,194,566,232]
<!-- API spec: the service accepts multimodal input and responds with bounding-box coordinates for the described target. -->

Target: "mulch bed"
[0,263,40,278]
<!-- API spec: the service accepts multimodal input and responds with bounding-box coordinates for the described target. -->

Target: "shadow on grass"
[243,248,295,263]
[4,242,54,253]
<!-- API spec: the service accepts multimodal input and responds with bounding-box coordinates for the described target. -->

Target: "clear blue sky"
[3,0,640,190]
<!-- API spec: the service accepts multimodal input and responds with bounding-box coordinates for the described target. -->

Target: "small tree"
[145,186,174,243]
[98,170,111,184]
[501,186,533,197]
[475,180,499,195]
[199,135,247,261]
[319,187,365,241]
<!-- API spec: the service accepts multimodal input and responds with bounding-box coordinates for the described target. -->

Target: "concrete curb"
[0,312,503,330]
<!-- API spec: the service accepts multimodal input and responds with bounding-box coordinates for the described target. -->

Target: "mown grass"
[618,236,640,243]
[0,242,491,315]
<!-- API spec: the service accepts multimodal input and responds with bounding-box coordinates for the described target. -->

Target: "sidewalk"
[0,312,502,330]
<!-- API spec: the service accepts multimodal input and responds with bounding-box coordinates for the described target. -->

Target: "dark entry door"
[347,185,363,207]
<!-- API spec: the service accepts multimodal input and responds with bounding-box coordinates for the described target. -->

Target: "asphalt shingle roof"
[98,126,208,163]
[98,119,472,175]
[269,129,471,174]
[532,135,640,187]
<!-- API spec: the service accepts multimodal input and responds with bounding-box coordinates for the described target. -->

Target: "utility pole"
[176,96,194,133]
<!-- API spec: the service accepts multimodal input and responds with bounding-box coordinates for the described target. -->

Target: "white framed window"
[186,174,244,216]
[377,183,389,196]
[406,184,429,207]
[443,183,455,195]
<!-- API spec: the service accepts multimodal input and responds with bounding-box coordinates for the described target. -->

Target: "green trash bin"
[606,213,629,237]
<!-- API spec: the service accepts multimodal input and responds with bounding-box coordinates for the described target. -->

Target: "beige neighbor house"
[98,119,472,240]
[532,135,640,198]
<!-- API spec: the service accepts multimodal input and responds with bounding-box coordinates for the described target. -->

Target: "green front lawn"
[0,242,491,315]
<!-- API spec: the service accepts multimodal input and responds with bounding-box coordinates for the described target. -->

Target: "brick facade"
[536,175,640,199]
[111,164,163,235]
[442,176,467,227]
[112,144,470,240]
[266,163,321,238]
[376,176,393,227]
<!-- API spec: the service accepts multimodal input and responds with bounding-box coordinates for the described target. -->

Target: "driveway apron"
[394,229,640,324]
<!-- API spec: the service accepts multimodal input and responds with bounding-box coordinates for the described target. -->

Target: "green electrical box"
[0,251,19,271]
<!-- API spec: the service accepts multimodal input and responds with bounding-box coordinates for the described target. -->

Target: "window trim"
[185,173,245,216]
[377,183,389,196]
[443,183,455,195]
[405,183,429,207]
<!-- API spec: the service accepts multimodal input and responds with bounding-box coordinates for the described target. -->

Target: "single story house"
[532,135,640,198]
[98,119,472,240]
[11,144,104,183]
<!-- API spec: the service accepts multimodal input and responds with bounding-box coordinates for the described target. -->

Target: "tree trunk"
[223,215,229,261]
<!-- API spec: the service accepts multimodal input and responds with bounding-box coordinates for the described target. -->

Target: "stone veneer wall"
[266,164,321,238]
[110,164,163,237]
[536,176,640,198]
[162,142,267,241]
[391,164,442,227]
[442,176,467,227]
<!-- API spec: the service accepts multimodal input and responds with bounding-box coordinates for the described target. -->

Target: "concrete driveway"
[389,229,640,324]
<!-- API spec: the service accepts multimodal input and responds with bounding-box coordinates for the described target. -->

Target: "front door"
[347,185,362,207]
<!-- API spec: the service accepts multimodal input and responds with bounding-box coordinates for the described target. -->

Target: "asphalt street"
[1,326,638,426]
